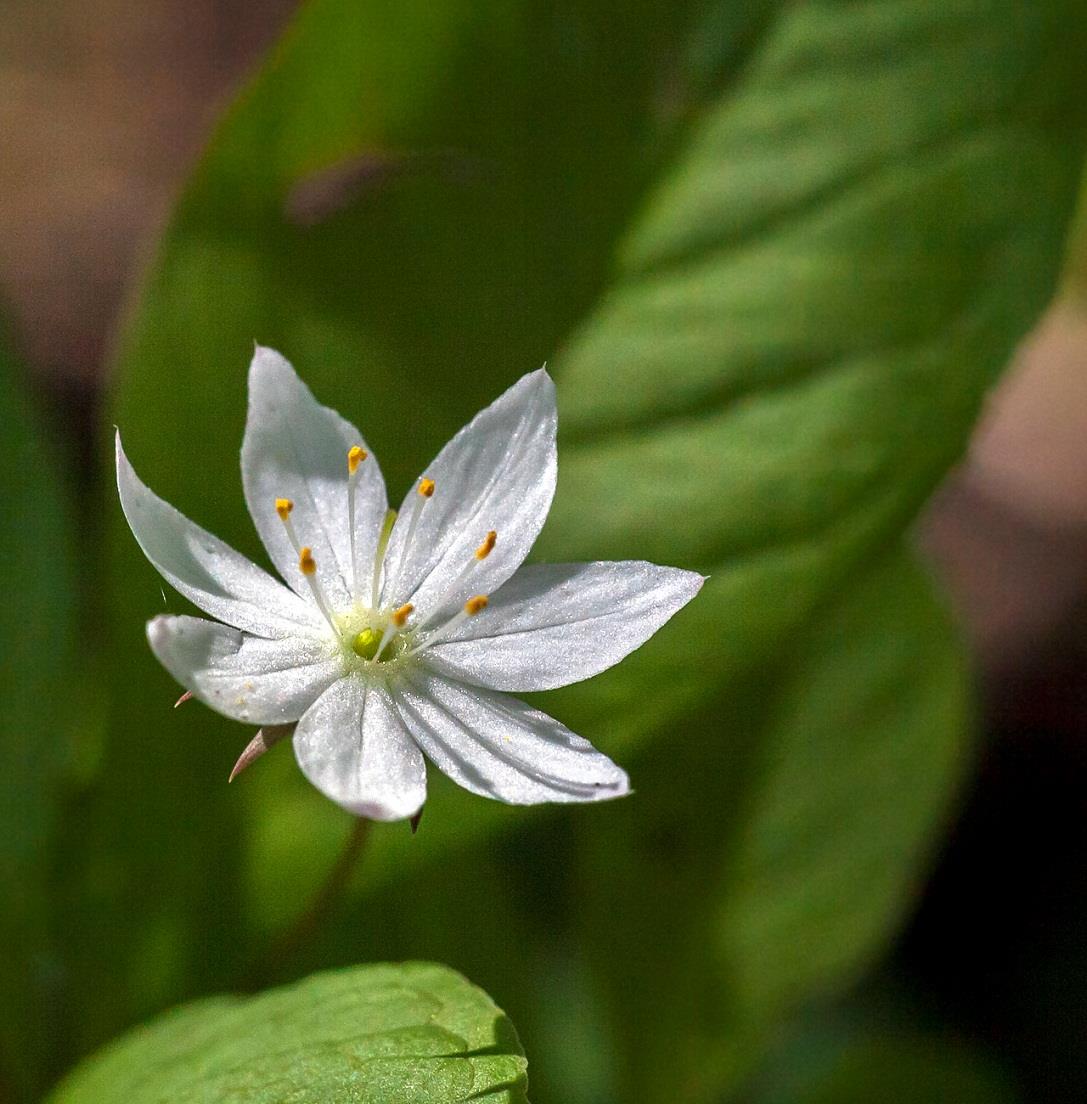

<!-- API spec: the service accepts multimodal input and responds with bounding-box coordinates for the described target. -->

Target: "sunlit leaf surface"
[50,964,528,1104]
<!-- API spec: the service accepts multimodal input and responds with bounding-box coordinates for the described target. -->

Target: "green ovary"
[350,626,408,662]
[351,627,383,660]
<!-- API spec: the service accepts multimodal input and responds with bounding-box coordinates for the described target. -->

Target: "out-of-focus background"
[2,3,1085,1102]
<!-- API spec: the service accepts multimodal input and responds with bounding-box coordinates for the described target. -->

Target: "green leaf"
[63,0,1087,1090]
[49,963,528,1104]
[539,0,1087,749]
[719,556,970,1021]
[0,327,77,1097]
[571,548,972,1100]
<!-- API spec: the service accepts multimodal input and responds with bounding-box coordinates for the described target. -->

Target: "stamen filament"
[385,477,435,606]
[298,546,339,633]
[405,594,488,659]
[370,508,397,608]
[346,446,367,601]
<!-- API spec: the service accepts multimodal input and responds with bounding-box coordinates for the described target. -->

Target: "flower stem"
[242,816,371,991]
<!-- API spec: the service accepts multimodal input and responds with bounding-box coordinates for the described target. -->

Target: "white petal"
[393,671,629,805]
[381,369,556,620]
[147,615,343,724]
[242,347,388,609]
[424,561,704,691]
[293,677,426,820]
[116,432,320,638]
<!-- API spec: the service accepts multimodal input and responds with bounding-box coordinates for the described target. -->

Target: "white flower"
[116,348,703,821]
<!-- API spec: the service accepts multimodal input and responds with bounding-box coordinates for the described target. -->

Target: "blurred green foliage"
[0,331,76,1099]
[747,1019,1017,1104]
[1062,171,1087,302]
[2,0,1086,1101]
[49,963,528,1103]
[565,550,970,1099]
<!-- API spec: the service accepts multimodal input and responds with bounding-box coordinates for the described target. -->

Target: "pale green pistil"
[351,626,382,660]
[349,623,410,663]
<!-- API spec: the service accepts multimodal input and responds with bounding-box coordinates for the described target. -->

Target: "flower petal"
[242,347,388,609]
[424,561,705,691]
[393,671,629,805]
[147,615,343,724]
[116,432,320,637]
[381,369,556,620]
[293,677,427,820]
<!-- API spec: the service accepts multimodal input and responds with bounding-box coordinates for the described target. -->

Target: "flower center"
[345,601,414,664]
[272,453,496,671]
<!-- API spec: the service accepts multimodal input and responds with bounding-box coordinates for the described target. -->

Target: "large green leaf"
[571,549,971,1100]
[539,0,1087,747]
[60,0,1087,1092]
[49,963,528,1104]
[0,329,77,1097]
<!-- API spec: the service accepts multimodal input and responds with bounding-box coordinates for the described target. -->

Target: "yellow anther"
[299,546,317,576]
[392,603,414,627]
[275,497,294,520]
[418,478,436,498]
[465,595,489,616]
[347,445,367,474]
[475,530,497,560]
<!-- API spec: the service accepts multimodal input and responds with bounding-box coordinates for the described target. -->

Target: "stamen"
[367,605,414,667]
[370,508,397,608]
[405,594,489,658]
[475,530,497,560]
[385,477,435,605]
[275,496,302,555]
[371,606,412,665]
[297,546,338,632]
[411,531,497,634]
[346,445,368,600]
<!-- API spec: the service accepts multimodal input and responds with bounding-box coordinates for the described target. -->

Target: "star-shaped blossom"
[116,348,703,821]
